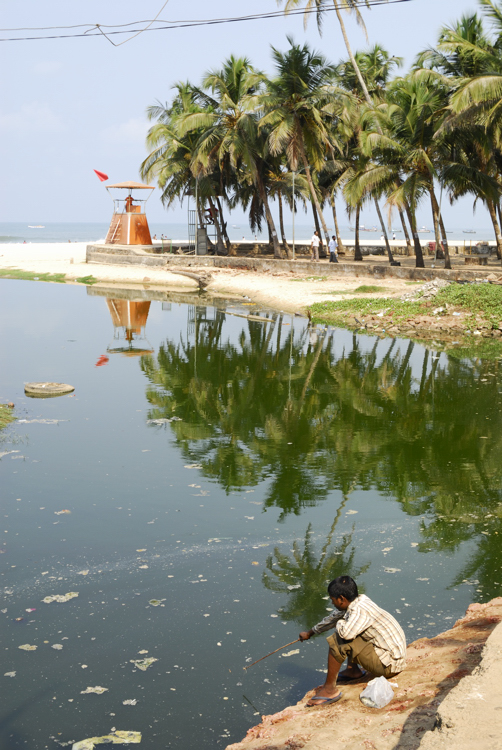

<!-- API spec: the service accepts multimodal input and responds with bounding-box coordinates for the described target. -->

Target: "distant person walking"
[310,231,320,262]
[392,232,396,240]
[329,235,338,263]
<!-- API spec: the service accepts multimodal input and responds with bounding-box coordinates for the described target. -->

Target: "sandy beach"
[0,242,416,313]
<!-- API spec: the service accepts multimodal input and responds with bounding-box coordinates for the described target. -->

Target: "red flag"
[94,169,109,182]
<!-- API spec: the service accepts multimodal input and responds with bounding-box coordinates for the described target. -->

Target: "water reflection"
[106,298,154,356]
[140,303,502,600]
[262,497,370,627]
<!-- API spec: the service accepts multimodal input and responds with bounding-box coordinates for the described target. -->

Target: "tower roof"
[106,181,155,190]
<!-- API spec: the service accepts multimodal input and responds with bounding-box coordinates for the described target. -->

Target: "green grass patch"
[434,284,502,326]
[0,269,66,283]
[0,404,16,431]
[353,285,390,294]
[75,275,98,285]
[311,297,424,326]
[292,275,328,282]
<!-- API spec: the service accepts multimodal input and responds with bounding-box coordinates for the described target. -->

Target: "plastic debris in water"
[384,568,401,574]
[54,510,71,515]
[77,570,89,576]
[19,644,37,651]
[130,658,158,671]
[184,464,202,469]
[281,649,300,657]
[52,644,63,650]
[4,671,16,677]
[346,510,358,515]
[80,686,109,695]
[25,608,36,612]
[287,585,300,590]
[72,730,141,749]
[43,592,79,604]
[148,599,165,607]
[122,699,137,706]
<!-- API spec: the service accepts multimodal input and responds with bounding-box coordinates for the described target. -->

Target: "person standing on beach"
[329,235,338,263]
[299,575,406,707]
[310,231,320,261]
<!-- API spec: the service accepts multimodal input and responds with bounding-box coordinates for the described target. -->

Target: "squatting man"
[299,575,406,706]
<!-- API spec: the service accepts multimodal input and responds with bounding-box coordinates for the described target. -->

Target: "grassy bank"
[310,283,502,353]
[0,404,16,430]
[0,269,66,283]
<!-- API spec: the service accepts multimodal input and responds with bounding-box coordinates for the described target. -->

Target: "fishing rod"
[243,638,301,670]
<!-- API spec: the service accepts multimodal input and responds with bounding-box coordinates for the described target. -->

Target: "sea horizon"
[0,221,495,245]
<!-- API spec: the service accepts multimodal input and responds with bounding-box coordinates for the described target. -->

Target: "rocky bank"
[226,598,502,750]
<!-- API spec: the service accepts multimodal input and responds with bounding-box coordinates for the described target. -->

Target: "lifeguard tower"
[104,181,155,245]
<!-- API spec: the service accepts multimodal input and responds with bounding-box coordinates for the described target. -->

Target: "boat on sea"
[417,226,430,233]
[28,225,45,228]
[361,226,378,232]
[463,229,476,234]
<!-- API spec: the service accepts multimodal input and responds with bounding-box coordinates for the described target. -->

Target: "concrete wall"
[86,243,500,283]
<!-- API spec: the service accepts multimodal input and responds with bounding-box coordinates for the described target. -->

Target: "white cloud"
[99,117,148,146]
[0,103,64,134]
[33,61,62,75]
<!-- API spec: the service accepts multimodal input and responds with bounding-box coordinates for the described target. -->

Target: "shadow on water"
[138,301,502,602]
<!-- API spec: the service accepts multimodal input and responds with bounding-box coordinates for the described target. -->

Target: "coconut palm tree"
[258,39,344,249]
[281,0,389,109]
[178,55,284,258]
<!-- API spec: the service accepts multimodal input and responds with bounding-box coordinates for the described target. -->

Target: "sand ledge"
[225,598,502,750]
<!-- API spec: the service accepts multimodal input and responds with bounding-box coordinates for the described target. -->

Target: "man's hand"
[299,630,312,641]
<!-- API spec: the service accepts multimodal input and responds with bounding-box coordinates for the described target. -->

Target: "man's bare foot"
[306,687,342,707]
[306,685,341,706]
[337,666,365,682]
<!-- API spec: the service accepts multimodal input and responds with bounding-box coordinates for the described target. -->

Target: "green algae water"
[1,279,501,749]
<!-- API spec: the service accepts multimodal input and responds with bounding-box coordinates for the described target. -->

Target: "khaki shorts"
[327,631,398,678]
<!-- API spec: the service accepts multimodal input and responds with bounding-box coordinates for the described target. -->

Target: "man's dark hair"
[327,575,358,602]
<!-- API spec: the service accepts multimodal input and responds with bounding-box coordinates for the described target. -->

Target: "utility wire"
[0,0,412,43]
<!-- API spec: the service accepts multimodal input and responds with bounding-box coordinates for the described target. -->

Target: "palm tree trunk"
[311,200,325,257]
[430,187,451,269]
[215,195,231,253]
[332,0,374,108]
[374,197,395,264]
[297,134,330,246]
[255,171,282,259]
[354,204,363,261]
[278,192,292,258]
[330,192,345,253]
[487,198,502,261]
[439,214,452,270]
[399,208,413,254]
[403,200,425,268]
[208,196,227,255]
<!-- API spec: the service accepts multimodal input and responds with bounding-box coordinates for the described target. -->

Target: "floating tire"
[24,382,75,399]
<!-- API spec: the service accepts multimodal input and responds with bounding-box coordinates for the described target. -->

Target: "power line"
[0,1,412,43]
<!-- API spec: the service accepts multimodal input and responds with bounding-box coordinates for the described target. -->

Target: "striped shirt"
[311,594,407,672]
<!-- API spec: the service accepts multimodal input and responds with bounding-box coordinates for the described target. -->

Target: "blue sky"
[0,0,494,230]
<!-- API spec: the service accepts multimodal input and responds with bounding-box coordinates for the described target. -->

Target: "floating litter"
[72,730,141,749]
[130,658,158,671]
[18,644,37,651]
[42,592,79,604]
[80,686,108,695]
[4,671,16,677]
[24,382,74,398]
[281,649,300,657]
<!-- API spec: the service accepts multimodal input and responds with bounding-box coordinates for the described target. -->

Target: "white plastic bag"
[359,676,394,709]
